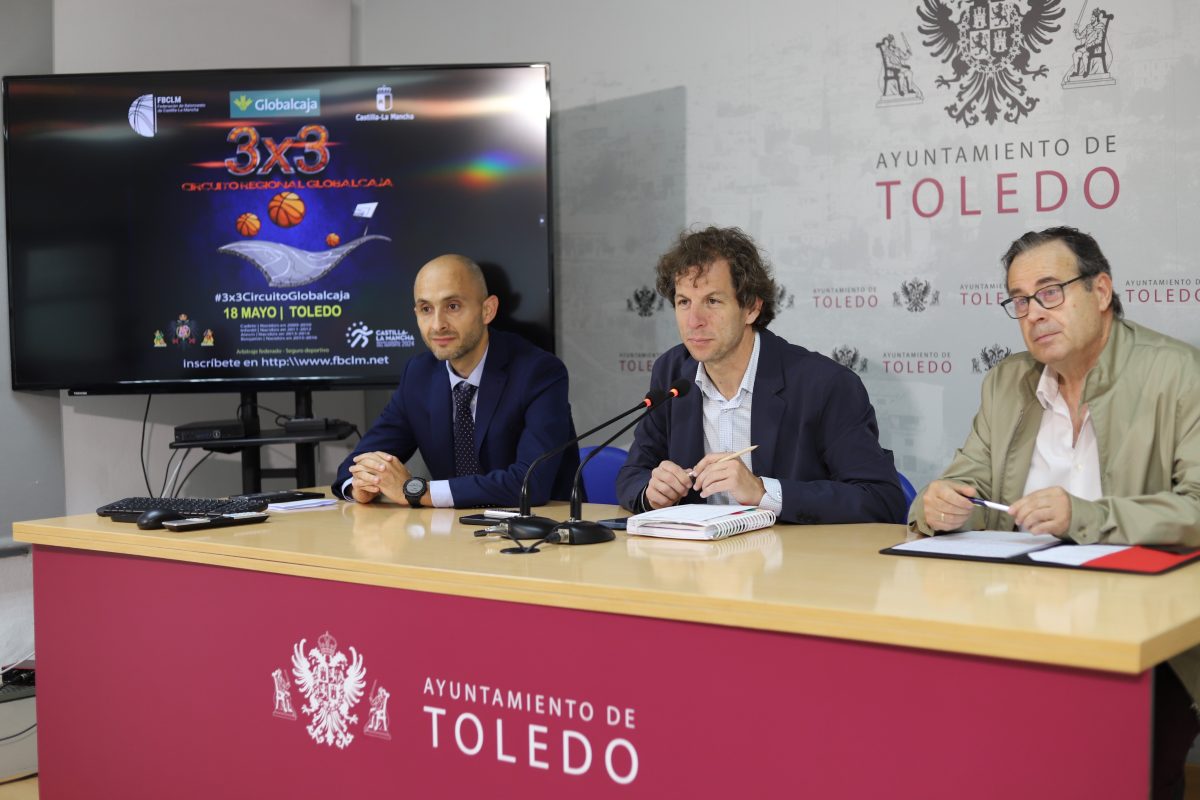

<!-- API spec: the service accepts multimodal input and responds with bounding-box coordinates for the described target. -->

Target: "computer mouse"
[136,509,185,530]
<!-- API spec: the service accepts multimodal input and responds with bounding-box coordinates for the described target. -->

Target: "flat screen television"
[3,64,553,394]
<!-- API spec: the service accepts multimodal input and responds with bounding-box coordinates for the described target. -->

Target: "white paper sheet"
[267,498,338,512]
[1027,544,1130,566]
[630,504,755,524]
[891,530,1059,559]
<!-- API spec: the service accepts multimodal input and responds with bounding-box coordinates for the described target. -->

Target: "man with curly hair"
[616,226,905,524]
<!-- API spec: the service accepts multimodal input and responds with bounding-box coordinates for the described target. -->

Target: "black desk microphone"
[501,387,672,544]
[547,377,693,545]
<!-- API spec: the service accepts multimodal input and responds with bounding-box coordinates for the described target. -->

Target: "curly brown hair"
[654,226,777,329]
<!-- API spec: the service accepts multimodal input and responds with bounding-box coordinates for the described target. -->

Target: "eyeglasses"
[1000,275,1087,319]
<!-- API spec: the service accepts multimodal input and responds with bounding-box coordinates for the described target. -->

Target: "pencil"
[716,444,758,463]
[689,445,758,477]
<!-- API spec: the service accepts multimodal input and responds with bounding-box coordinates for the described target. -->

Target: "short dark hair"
[1001,226,1123,318]
[655,226,777,329]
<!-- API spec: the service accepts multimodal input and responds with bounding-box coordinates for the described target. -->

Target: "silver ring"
[940,512,945,522]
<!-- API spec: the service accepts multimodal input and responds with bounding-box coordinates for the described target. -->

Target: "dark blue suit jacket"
[616,328,905,524]
[333,329,579,507]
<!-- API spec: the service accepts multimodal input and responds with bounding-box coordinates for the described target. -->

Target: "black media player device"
[174,419,246,443]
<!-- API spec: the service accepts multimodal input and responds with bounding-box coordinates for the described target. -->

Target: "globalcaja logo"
[230,90,321,118]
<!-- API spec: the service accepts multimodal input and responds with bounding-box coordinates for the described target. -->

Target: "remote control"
[234,490,324,503]
[161,512,270,531]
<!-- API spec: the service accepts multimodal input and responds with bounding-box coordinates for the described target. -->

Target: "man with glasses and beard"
[910,226,1200,799]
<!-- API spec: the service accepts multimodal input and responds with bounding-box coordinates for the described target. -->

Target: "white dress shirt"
[1021,365,1103,502]
[342,347,488,506]
[693,332,783,513]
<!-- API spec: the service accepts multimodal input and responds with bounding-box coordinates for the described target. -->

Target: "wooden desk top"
[15,503,1200,674]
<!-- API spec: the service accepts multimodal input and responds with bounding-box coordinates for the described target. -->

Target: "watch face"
[404,478,424,495]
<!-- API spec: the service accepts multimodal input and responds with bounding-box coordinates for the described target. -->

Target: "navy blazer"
[616,328,905,524]
[333,329,579,507]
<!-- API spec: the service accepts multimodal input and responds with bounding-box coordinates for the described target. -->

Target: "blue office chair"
[897,471,918,511]
[578,446,628,505]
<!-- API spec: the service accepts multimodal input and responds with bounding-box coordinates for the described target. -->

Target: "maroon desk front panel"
[32,545,1151,798]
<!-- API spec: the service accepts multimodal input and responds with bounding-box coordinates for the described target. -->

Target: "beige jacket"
[908,318,1200,704]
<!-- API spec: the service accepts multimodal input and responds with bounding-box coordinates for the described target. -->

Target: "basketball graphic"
[325,233,340,247]
[236,213,261,237]
[268,192,306,228]
[128,93,156,138]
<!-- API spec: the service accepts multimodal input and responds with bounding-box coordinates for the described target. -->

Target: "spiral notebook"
[626,504,777,541]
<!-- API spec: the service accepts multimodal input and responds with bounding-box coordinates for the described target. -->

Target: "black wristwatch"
[403,476,428,508]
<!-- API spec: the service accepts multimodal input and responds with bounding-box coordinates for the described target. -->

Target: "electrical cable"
[0,723,37,743]
[0,651,34,677]
[140,395,154,496]
[163,449,191,498]
[156,449,181,499]
[235,401,290,427]
[173,451,214,497]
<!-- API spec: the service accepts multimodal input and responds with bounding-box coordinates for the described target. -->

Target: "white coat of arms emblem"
[290,631,367,749]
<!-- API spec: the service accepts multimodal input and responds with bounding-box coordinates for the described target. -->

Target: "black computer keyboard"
[96,496,268,523]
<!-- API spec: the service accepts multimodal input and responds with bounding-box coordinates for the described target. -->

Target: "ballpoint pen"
[969,497,1011,513]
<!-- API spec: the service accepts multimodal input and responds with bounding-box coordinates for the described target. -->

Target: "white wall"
[53,0,352,73]
[0,0,54,674]
[0,1,61,539]
[51,0,369,513]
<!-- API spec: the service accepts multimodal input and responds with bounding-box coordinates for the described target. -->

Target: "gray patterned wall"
[362,0,1199,489]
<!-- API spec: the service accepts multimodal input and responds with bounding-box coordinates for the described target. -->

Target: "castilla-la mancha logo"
[627,286,665,317]
[917,0,1065,127]
[831,345,869,373]
[894,278,940,312]
[270,631,391,749]
[972,343,1012,372]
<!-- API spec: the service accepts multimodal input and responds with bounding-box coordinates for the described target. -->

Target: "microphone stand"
[504,390,668,541]
[548,409,654,545]
[550,377,692,545]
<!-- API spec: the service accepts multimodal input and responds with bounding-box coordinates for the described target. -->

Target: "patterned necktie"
[452,381,480,477]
